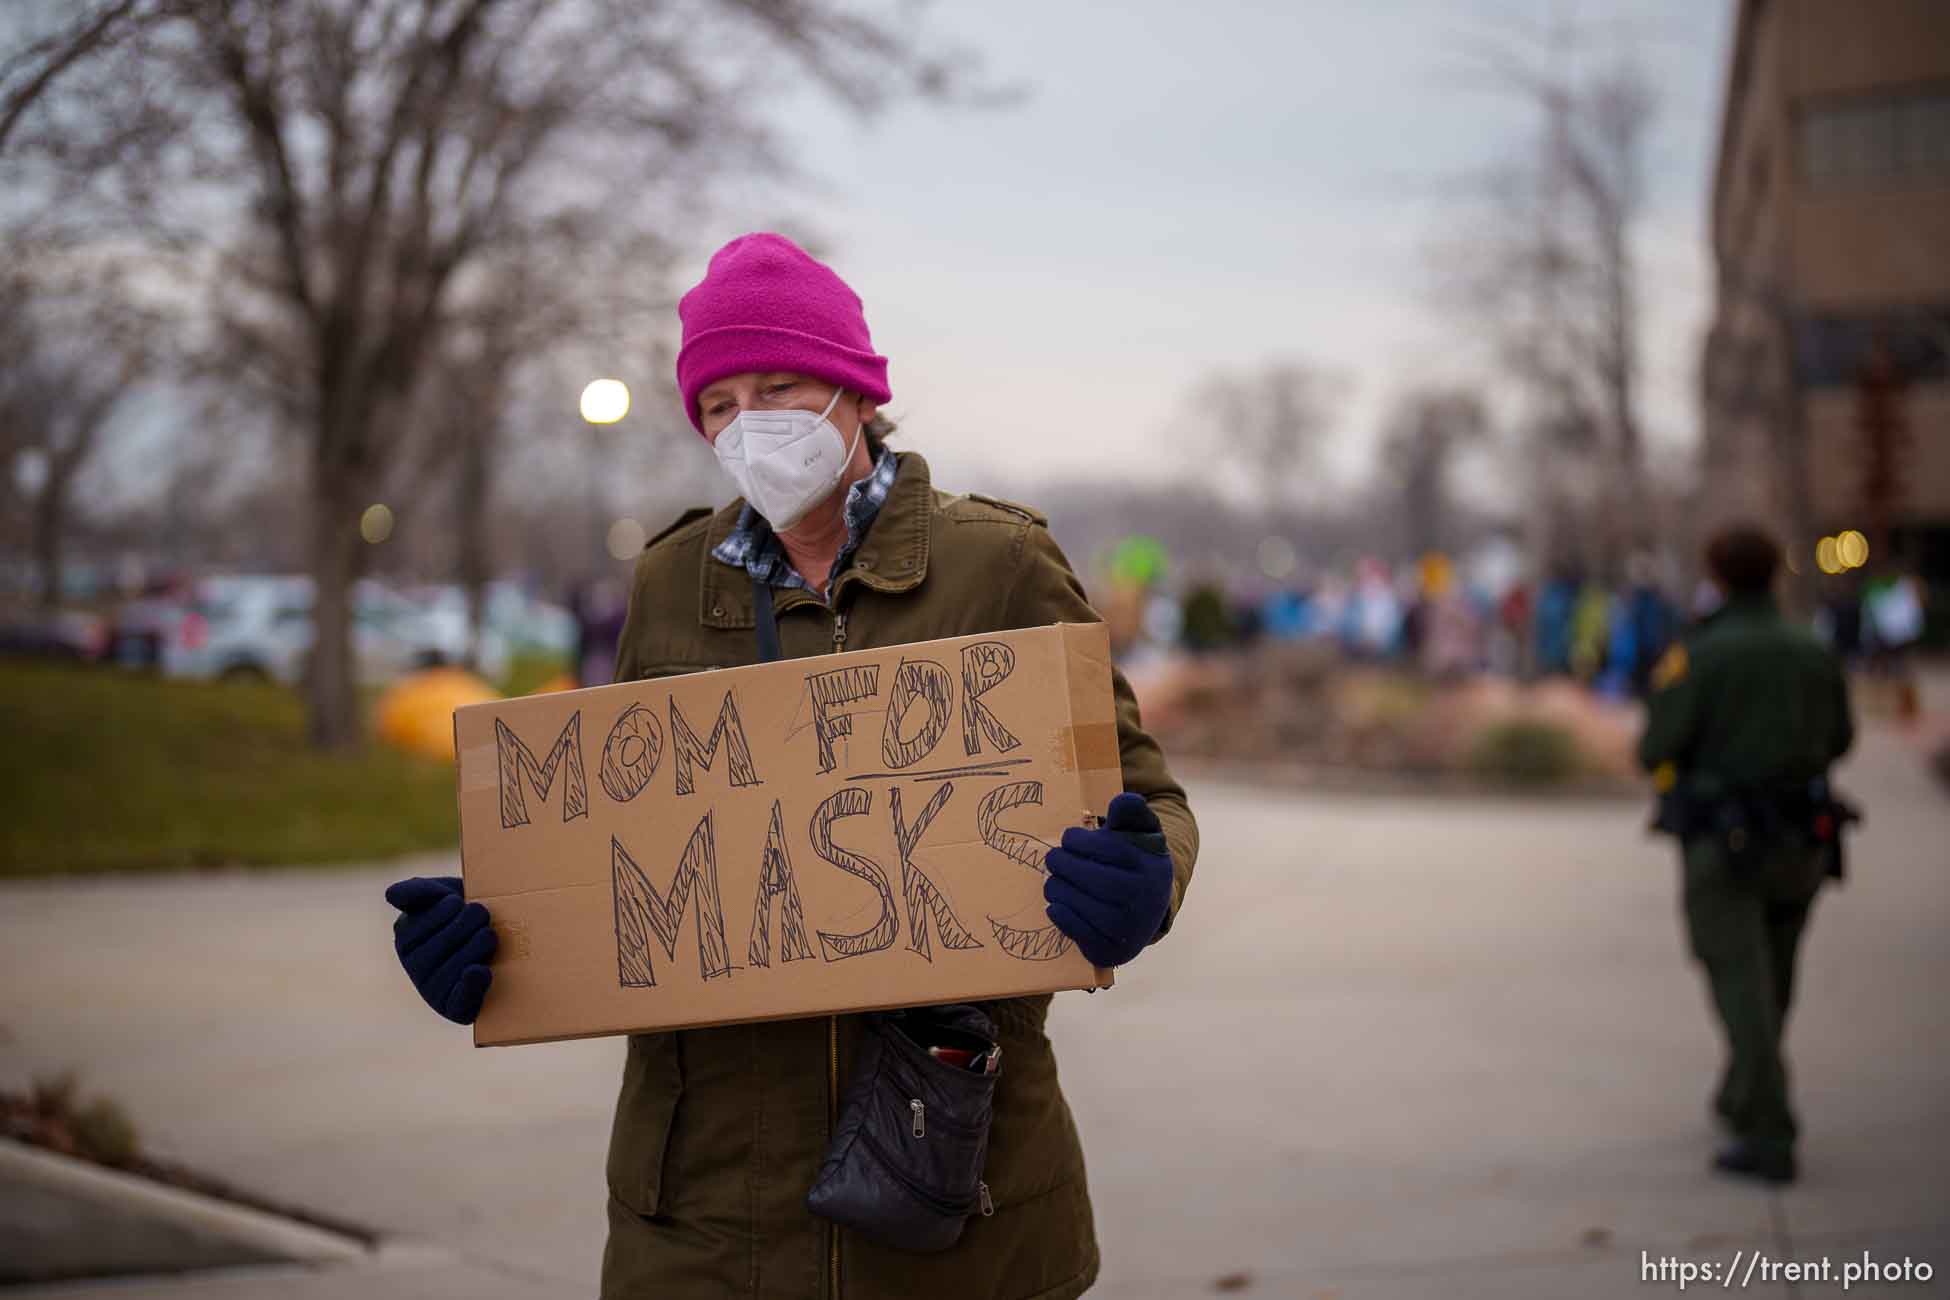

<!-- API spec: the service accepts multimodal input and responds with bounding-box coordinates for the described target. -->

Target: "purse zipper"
[910,1099,925,1138]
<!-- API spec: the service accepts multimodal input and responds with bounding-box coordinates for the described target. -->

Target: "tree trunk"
[459,415,492,673]
[33,473,64,612]
[308,460,365,750]
[1599,208,1647,563]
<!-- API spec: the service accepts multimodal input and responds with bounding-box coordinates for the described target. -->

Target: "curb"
[1,1138,367,1281]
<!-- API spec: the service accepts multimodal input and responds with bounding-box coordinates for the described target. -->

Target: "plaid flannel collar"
[710,441,899,595]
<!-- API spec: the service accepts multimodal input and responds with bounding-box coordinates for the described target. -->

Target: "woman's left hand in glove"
[1044,792,1173,968]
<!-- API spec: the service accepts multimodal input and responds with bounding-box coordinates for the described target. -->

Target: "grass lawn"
[1,661,461,877]
[502,650,572,697]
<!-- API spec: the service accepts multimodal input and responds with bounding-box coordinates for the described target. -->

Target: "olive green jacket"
[1638,594,1854,791]
[601,451,1198,1300]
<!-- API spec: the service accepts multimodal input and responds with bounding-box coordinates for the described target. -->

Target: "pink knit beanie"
[675,233,891,434]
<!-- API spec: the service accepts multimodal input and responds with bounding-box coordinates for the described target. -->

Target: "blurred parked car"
[106,575,488,686]
[0,609,109,661]
[106,591,199,671]
[405,582,578,681]
[405,586,511,686]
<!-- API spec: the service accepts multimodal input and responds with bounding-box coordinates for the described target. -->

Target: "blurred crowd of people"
[1102,547,1933,702]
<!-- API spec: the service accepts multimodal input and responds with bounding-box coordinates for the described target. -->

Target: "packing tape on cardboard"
[1056,722,1120,774]
[460,744,498,792]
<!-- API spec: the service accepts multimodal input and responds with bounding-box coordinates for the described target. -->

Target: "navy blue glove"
[385,875,496,1025]
[1044,793,1174,969]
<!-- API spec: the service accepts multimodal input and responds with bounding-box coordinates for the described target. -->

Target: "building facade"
[1703,0,1950,588]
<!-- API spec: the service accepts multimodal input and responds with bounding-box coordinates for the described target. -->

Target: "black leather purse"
[805,1003,1000,1252]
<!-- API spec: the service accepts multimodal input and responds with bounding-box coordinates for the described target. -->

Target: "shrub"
[7,1072,142,1167]
[1469,719,1582,787]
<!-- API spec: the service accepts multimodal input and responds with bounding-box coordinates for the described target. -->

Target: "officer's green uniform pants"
[1681,838,1825,1161]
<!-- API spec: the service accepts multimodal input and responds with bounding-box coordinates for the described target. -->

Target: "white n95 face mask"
[711,386,860,531]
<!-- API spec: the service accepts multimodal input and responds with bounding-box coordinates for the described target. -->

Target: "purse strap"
[752,576,783,664]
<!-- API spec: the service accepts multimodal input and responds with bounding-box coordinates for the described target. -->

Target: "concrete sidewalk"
[3,721,1946,1298]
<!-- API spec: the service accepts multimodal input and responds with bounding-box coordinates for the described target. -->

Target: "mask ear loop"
[823,386,865,476]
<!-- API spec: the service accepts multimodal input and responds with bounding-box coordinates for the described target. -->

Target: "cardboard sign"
[454,622,1121,1047]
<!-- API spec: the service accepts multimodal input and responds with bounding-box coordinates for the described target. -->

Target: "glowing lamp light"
[607,517,647,561]
[1836,530,1869,570]
[580,378,631,425]
[361,503,395,545]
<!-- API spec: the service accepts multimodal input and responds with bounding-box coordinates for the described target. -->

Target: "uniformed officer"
[1638,523,1856,1185]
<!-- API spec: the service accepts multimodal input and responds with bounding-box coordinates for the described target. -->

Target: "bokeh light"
[1815,535,1841,575]
[1258,536,1298,581]
[1109,535,1169,587]
[607,516,647,560]
[360,503,394,544]
[1418,550,1454,596]
[580,378,631,425]
[13,447,50,495]
[1836,529,1869,570]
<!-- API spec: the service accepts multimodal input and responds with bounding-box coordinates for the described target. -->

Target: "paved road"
[3,719,1946,1298]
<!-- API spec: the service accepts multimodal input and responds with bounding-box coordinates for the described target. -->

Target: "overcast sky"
[681,0,1733,506]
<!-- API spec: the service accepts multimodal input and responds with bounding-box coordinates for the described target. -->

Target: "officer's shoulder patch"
[950,491,1047,527]
[1650,643,1689,691]
[644,506,714,551]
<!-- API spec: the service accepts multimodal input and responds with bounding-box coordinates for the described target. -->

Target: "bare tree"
[1377,386,1488,560]
[0,258,149,609]
[1180,359,1340,509]
[1430,16,1660,576]
[3,0,978,748]
[402,270,544,667]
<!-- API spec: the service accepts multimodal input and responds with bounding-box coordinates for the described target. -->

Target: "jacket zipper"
[828,600,848,1300]
[828,1012,840,1300]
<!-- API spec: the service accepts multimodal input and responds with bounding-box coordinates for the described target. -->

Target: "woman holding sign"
[386,233,1198,1300]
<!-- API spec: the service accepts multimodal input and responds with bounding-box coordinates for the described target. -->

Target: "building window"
[1904,95,1950,175]
[1798,87,1950,188]
[1794,309,1950,388]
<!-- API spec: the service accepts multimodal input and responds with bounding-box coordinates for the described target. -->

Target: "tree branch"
[201,5,320,324]
[0,0,147,153]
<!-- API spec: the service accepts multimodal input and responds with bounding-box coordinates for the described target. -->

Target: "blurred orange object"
[1418,551,1454,597]
[374,668,500,762]
[530,672,578,695]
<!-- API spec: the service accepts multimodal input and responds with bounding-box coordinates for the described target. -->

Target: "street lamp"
[578,379,631,578]
[580,378,630,425]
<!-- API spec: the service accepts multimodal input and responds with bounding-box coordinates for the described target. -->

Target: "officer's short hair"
[1704,523,1781,594]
